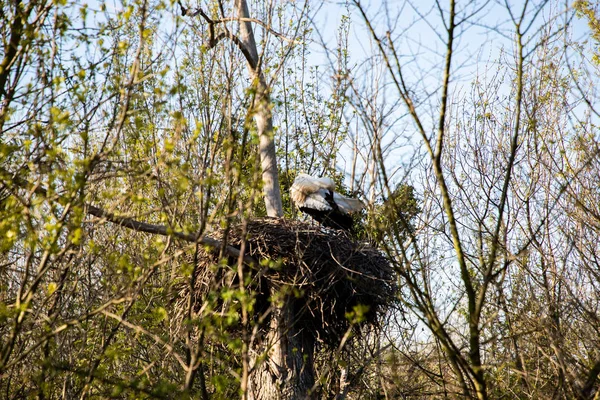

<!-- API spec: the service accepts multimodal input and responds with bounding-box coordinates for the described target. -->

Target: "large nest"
[192,218,396,347]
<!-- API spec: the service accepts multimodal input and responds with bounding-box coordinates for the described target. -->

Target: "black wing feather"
[300,190,354,230]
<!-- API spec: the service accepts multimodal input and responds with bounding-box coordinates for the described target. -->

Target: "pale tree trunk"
[247,297,315,400]
[236,0,283,218]
[235,1,313,399]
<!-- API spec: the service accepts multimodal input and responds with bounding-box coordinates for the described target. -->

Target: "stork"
[290,173,364,231]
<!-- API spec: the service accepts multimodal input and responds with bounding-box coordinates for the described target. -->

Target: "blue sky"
[300,0,597,191]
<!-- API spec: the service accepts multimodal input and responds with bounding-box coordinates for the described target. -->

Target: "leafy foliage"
[2,0,600,399]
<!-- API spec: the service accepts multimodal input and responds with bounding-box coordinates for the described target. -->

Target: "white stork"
[290,173,364,230]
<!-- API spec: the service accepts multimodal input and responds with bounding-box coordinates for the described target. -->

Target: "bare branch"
[85,204,256,265]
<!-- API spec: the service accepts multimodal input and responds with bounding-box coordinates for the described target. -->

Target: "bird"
[290,173,364,231]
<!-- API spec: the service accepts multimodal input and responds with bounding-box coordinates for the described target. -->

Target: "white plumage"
[290,173,363,230]
[331,192,364,215]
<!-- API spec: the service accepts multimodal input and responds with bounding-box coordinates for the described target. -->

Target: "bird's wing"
[291,174,361,214]
[290,184,306,206]
[301,189,333,211]
[313,176,335,190]
[333,192,364,214]
[293,174,335,193]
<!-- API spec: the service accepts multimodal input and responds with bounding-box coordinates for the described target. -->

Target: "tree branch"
[178,1,258,70]
[0,165,256,266]
[85,204,256,265]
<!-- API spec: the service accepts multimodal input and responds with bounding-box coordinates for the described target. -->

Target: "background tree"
[343,0,600,398]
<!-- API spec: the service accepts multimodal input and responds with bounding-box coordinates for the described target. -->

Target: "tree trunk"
[236,0,284,218]
[234,2,313,398]
[248,296,315,400]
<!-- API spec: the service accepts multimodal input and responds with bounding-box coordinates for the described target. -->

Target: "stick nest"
[191,218,396,347]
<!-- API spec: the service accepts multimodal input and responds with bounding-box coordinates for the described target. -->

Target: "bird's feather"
[332,193,364,214]
[290,174,335,205]
[301,189,333,211]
